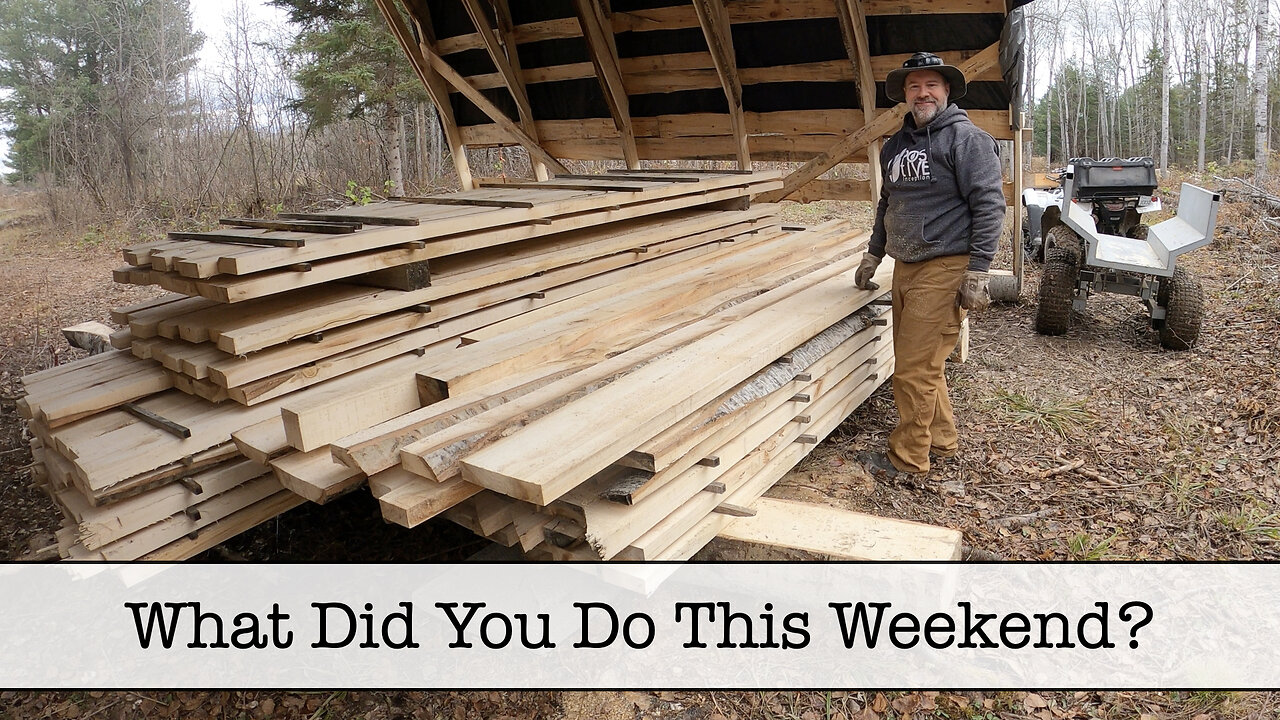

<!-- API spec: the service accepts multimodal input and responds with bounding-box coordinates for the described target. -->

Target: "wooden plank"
[475,180,650,192]
[369,468,482,529]
[162,174,776,279]
[278,354,425,452]
[72,458,269,550]
[331,366,580,477]
[714,497,963,560]
[139,490,305,562]
[621,311,883,480]
[78,475,283,561]
[223,221,756,404]
[402,227,875,487]
[271,448,365,504]
[48,387,290,493]
[220,217,361,233]
[111,293,188,325]
[574,0,640,168]
[417,226,803,398]
[278,212,419,227]
[760,42,1002,203]
[168,231,305,248]
[23,352,174,428]
[785,178,874,204]
[151,244,437,304]
[393,195,534,209]
[230,417,290,465]
[459,250,892,505]
[459,110,1016,146]
[197,185,777,352]
[577,342,891,559]
[636,353,895,561]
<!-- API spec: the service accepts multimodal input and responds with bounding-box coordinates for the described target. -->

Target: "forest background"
[0,0,1277,231]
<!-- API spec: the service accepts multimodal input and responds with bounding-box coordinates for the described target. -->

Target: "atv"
[1026,157,1220,350]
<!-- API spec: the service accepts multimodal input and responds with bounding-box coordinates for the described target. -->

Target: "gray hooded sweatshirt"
[868,103,1005,272]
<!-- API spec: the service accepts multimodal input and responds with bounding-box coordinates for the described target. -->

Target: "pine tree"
[269,0,428,195]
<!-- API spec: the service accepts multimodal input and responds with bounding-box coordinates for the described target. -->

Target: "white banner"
[0,562,1274,688]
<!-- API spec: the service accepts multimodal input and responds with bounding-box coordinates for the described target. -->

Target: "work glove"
[854,254,882,290]
[958,270,990,311]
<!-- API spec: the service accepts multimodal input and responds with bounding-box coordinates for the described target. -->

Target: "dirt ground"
[1,178,1278,717]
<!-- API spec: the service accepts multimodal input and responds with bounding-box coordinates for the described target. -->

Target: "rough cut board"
[128,173,780,278]
[460,257,893,505]
[709,497,963,561]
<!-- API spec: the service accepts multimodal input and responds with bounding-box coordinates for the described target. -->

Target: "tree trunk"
[386,104,405,197]
[1198,17,1209,171]
[1253,0,1270,180]
[1160,0,1171,175]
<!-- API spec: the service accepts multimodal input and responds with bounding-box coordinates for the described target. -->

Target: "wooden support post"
[692,0,750,169]
[760,42,1002,203]
[492,0,549,180]
[373,0,475,189]
[835,0,882,197]
[574,0,640,168]
[462,0,549,180]
[1012,124,1026,283]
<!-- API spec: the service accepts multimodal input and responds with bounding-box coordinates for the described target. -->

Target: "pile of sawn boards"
[18,169,896,561]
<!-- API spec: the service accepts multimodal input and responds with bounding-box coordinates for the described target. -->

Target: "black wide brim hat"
[885,52,967,103]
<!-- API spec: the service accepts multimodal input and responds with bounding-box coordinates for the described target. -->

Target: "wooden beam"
[574,0,640,169]
[418,43,569,175]
[462,0,549,180]
[372,0,475,189]
[712,497,963,560]
[760,41,1002,203]
[692,0,749,169]
[834,0,881,197]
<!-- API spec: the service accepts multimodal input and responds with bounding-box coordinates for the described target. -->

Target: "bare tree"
[1254,0,1271,179]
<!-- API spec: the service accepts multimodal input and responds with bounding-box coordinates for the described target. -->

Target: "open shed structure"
[374,0,1031,209]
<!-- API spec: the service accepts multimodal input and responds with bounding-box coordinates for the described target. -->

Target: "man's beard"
[911,101,940,126]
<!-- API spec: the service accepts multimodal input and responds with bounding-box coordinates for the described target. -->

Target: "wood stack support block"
[19,171,946,562]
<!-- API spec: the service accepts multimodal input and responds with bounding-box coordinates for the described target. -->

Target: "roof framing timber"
[759,41,1003,204]
[463,0,550,180]
[574,0,641,169]
[691,0,749,169]
[375,0,475,189]
[834,0,881,197]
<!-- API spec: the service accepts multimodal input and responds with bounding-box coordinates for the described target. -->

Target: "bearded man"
[853,51,1006,482]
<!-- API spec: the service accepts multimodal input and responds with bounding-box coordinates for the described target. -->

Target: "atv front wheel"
[1035,249,1078,335]
[1158,267,1203,350]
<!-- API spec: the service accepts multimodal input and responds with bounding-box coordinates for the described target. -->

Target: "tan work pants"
[887,253,968,473]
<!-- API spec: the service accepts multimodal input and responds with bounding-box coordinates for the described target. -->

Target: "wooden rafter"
[759,41,1002,203]
[834,0,881,197]
[574,0,641,169]
[463,0,549,180]
[692,0,749,169]
[373,0,475,189]
[421,44,570,175]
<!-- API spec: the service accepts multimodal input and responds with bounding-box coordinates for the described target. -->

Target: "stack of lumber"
[19,169,902,562]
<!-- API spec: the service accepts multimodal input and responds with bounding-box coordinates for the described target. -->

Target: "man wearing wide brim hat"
[853,52,1005,484]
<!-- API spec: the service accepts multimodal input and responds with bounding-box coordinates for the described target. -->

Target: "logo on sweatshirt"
[887,148,930,183]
